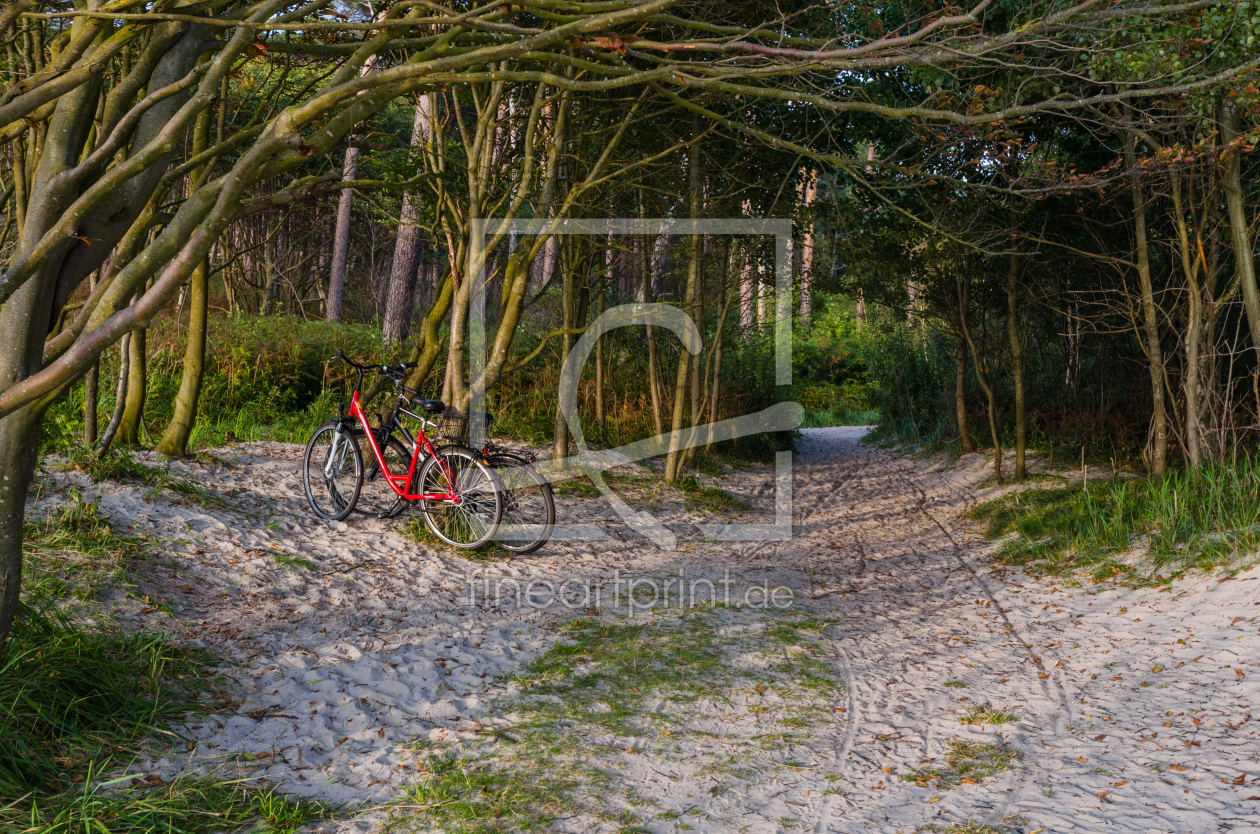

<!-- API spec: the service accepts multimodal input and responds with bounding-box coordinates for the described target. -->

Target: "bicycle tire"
[487,452,555,554]
[418,445,502,549]
[303,422,364,521]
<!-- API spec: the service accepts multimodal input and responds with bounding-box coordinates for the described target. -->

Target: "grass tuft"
[902,741,1020,790]
[958,703,1017,725]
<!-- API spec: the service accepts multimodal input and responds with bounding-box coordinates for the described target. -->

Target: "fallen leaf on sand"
[960,776,977,784]
[1171,765,1188,772]
[1094,734,1106,741]
[927,796,940,803]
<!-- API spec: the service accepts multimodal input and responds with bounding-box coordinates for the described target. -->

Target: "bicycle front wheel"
[488,453,555,554]
[418,446,502,549]
[303,423,363,521]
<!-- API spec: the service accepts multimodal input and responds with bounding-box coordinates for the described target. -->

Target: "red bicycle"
[301,353,502,549]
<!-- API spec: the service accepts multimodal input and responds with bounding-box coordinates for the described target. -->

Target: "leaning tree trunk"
[0,274,57,645]
[1221,104,1260,361]
[157,104,213,457]
[117,324,147,446]
[1125,134,1167,476]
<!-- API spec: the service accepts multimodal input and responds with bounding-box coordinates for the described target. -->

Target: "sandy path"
[34,428,1260,832]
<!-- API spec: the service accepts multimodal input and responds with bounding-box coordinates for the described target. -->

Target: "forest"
[2,0,1260,830]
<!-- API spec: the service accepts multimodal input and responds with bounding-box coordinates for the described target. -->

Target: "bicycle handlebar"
[328,352,417,391]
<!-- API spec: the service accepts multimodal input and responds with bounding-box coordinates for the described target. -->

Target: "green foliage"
[44,317,386,455]
[970,458,1260,582]
[859,320,956,448]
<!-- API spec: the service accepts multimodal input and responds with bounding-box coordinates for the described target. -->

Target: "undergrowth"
[969,458,1260,584]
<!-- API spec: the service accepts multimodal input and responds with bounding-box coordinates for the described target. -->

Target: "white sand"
[31,429,1260,832]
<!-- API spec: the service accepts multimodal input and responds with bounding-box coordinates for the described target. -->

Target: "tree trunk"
[1220,104,1260,361]
[0,406,42,645]
[595,265,605,424]
[665,119,703,483]
[1171,170,1202,468]
[1006,255,1026,480]
[552,239,578,465]
[641,216,664,436]
[98,333,131,455]
[83,362,98,446]
[959,277,1002,483]
[384,95,433,345]
[955,333,975,453]
[117,324,146,446]
[156,100,215,458]
[155,260,208,457]
[797,172,817,320]
[327,146,360,323]
[1125,134,1167,475]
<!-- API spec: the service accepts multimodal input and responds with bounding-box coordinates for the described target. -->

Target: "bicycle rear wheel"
[418,446,502,549]
[303,423,363,521]
[488,453,554,554]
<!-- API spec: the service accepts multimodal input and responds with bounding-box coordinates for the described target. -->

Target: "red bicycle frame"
[348,390,458,503]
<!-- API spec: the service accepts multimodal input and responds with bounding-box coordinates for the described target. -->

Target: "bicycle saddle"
[413,397,445,414]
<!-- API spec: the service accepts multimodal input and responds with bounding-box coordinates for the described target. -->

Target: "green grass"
[969,457,1260,583]
[800,408,879,428]
[13,777,331,834]
[902,741,1020,790]
[23,495,145,604]
[392,751,578,834]
[958,703,1017,725]
[0,604,331,834]
[942,680,966,688]
[0,603,211,800]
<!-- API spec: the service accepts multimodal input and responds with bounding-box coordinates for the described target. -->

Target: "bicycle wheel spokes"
[419,447,501,549]
[303,424,363,521]
[489,455,554,554]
